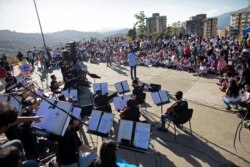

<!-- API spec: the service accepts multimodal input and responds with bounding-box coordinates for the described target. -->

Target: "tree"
[127,28,136,40]
[134,11,147,36]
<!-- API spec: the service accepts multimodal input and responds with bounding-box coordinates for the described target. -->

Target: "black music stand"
[151,90,170,114]
[87,110,114,138]
[117,120,151,153]
[114,80,130,97]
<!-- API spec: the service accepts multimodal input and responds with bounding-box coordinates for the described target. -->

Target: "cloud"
[206,8,219,16]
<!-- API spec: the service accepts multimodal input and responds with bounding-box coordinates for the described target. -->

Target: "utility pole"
[33,0,47,51]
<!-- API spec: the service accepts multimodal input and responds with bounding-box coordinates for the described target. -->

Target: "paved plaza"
[7,62,250,167]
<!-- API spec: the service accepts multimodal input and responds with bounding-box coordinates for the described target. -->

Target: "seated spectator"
[222,79,241,110]
[119,99,141,122]
[158,91,188,131]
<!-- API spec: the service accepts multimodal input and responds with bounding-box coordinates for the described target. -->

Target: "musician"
[0,102,42,167]
[63,61,77,90]
[93,90,111,113]
[57,119,97,167]
[132,79,144,105]
[119,99,140,122]
[50,75,63,93]
[157,91,188,131]
[5,74,18,93]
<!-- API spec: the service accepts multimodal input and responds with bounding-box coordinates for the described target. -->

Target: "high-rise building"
[146,13,167,35]
[230,7,250,37]
[186,14,207,37]
[203,18,218,39]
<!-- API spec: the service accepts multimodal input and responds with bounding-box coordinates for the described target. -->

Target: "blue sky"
[0,0,248,33]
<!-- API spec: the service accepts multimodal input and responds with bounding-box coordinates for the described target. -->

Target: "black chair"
[166,109,193,140]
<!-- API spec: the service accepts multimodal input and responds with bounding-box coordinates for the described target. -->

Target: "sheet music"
[62,89,78,101]
[133,122,151,149]
[121,81,130,92]
[158,90,169,103]
[93,83,108,95]
[115,80,130,93]
[9,96,22,113]
[32,99,73,136]
[113,96,131,111]
[117,120,133,143]
[62,107,82,136]
[88,110,102,131]
[151,90,169,105]
[114,82,123,94]
[97,113,114,134]
[151,92,161,105]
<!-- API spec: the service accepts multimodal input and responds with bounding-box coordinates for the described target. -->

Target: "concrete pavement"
[9,62,250,167]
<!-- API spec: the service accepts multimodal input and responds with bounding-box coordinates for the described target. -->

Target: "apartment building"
[203,18,218,39]
[146,13,167,35]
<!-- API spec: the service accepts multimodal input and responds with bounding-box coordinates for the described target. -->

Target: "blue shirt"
[127,53,137,67]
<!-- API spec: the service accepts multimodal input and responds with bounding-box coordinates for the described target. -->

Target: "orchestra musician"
[119,99,141,122]
[0,102,43,167]
[132,79,145,105]
[157,91,188,131]
[50,75,63,94]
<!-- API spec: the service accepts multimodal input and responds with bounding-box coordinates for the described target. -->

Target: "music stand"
[117,120,151,153]
[151,90,170,114]
[114,80,130,97]
[87,110,114,138]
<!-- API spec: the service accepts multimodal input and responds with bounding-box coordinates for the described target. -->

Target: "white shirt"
[128,53,137,66]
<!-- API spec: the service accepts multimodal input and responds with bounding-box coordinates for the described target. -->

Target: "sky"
[0,0,248,33]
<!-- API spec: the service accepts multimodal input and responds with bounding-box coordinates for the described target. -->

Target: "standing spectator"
[16,52,24,62]
[127,49,137,79]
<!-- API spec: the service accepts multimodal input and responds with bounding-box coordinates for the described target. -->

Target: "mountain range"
[0,7,249,53]
[0,29,129,53]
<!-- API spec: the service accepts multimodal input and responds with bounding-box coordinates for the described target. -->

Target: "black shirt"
[173,101,188,115]
[50,80,59,92]
[132,86,144,104]
[121,106,140,122]
[57,130,82,165]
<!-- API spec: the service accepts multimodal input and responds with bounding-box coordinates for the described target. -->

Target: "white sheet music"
[93,83,108,95]
[121,81,130,92]
[88,110,102,131]
[117,120,133,143]
[62,107,82,136]
[97,113,114,134]
[115,80,130,93]
[32,99,73,136]
[158,90,169,103]
[9,96,22,113]
[133,122,151,149]
[113,95,132,111]
[151,90,169,105]
[62,89,78,101]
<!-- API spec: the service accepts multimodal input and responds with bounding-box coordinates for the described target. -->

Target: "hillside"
[0,29,128,53]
